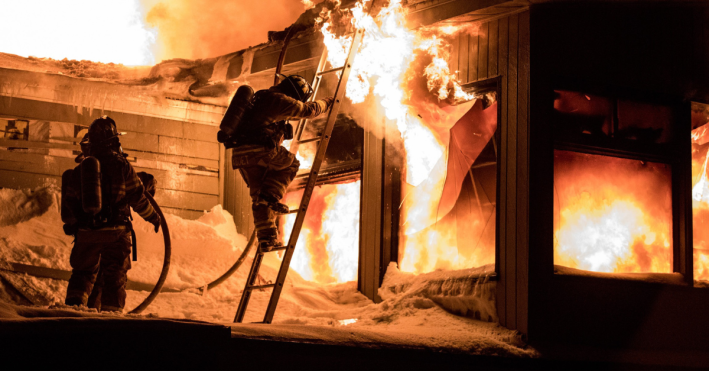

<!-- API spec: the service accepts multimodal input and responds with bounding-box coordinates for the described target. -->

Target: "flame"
[316,0,479,275]
[283,139,314,170]
[1,0,156,66]
[554,150,673,273]
[692,119,709,281]
[284,181,360,284]
[302,0,316,10]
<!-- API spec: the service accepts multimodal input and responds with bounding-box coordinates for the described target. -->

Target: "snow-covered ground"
[0,186,536,357]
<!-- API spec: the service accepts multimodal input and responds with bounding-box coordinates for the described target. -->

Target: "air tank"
[80,156,102,216]
[60,169,76,224]
[219,85,255,136]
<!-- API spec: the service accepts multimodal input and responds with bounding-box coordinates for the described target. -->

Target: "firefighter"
[62,116,161,312]
[226,75,334,252]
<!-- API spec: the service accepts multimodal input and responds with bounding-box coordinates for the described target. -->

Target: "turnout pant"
[232,145,300,241]
[65,228,132,311]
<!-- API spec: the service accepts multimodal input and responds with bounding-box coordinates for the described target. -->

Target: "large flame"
[283,181,360,284]
[554,150,673,273]
[692,116,709,282]
[316,0,479,275]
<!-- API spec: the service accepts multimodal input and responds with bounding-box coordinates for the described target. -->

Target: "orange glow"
[283,181,360,284]
[317,0,482,275]
[1,0,156,65]
[692,119,709,281]
[554,150,673,273]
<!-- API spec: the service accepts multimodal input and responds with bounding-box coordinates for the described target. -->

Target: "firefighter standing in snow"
[61,117,160,312]
[220,75,334,252]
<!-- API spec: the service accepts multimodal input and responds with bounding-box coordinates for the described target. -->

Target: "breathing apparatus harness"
[61,117,154,261]
[59,116,171,314]
[217,74,313,149]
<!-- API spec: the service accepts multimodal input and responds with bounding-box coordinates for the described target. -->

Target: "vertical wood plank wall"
[448,11,530,333]
[359,118,384,302]
[223,153,254,237]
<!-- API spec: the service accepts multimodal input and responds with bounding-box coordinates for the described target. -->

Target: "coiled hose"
[129,193,171,314]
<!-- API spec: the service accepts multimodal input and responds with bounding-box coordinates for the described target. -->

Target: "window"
[553,90,680,275]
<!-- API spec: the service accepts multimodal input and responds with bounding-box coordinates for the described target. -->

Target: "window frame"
[550,84,692,282]
[461,76,503,277]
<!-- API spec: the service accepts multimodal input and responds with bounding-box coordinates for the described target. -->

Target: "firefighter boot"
[259,193,290,214]
[258,236,279,253]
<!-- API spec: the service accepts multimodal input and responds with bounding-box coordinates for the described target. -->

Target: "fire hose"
[194,231,256,294]
[129,192,171,314]
[274,25,298,86]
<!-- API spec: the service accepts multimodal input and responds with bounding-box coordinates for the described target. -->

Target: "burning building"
[2,0,709,368]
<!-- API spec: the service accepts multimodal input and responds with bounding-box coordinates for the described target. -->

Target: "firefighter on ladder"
[61,116,161,312]
[219,75,334,253]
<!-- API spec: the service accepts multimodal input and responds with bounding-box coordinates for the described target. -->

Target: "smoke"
[141,0,307,61]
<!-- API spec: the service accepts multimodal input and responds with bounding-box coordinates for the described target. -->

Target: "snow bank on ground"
[0,187,536,356]
[379,263,497,322]
[128,203,249,290]
[0,187,73,270]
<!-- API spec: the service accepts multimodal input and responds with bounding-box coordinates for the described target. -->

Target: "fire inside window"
[552,90,680,274]
[399,87,499,274]
[279,113,365,284]
[691,102,709,283]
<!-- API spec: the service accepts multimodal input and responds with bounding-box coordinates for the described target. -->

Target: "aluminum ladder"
[234,26,365,324]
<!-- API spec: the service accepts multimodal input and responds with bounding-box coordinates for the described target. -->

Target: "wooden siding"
[0,76,224,219]
[448,11,530,332]
[359,118,384,302]
[222,151,254,237]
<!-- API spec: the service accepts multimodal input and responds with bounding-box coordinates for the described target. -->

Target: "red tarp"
[436,99,498,222]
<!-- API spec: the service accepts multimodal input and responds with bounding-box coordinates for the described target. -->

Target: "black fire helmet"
[87,116,122,147]
[276,74,314,102]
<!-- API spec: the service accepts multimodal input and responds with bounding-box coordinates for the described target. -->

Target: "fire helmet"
[87,116,121,146]
[277,74,313,102]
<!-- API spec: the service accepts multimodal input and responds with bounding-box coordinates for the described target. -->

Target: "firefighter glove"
[148,213,161,233]
[322,96,335,108]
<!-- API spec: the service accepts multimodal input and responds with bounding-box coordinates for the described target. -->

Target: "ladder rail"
[234,14,368,323]
[262,27,365,324]
[233,251,264,322]
[290,47,330,157]
[234,48,331,324]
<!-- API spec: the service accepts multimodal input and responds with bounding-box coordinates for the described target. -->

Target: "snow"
[0,186,537,357]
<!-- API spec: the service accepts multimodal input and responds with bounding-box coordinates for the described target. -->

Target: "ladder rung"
[247,283,276,291]
[297,136,322,144]
[317,66,344,76]
[235,16,366,325]
[258,245,288,254]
